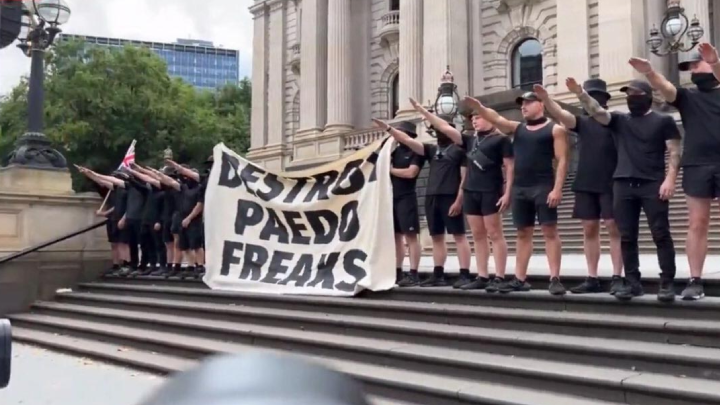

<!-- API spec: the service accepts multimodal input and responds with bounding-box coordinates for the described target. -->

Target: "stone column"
[266,0,287,146]
[556,0,590,84]
[298,0,327,135]
[469,0,484,96]
[249,2,268,150]
[714,0,720,46]
[598,0,647,87]
[324,0,353,133]
[396,0,423,117]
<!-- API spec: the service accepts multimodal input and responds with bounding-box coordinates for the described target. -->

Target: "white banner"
[203,138,396,296]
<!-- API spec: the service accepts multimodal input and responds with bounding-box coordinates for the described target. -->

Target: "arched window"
[390,74,400,118]
[511,38,543,90]
[389,0,400,11]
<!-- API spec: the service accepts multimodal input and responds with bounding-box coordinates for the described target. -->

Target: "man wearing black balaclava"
[372,116,471,287]
[569,76,681,303]
[533,81,623,296]
[625,42,720,301]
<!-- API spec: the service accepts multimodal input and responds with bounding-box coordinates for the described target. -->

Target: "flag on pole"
[118,140,136,170]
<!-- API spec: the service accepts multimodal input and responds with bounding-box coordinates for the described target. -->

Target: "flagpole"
[99,139,136,211]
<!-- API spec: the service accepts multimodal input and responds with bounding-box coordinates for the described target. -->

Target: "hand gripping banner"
[203,137,396,296]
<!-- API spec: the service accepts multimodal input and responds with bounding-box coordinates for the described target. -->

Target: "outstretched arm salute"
[628,57,677,103]
[567,77,611,125]
[533,84,577,130]
[409,97,463,145]
[371,118,425,156]
[461,96,520,136]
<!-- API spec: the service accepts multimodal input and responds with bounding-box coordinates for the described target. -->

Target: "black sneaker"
[500,278,532,293]
[150,266,167,277]
[485,277,507,293]
[460,277,488,290]
[453,274,474,289]
[657,280,676,303]
[117,266,133,277]
[397,273,419,287]
[139,267,155,277]
[609,276,624,295]
[570,277,603,294]
[614,282,644,301]
[196,266,206,278]
[179,267,196,280]
[549,277,566,296]
[681,278,705,301]
[104,266,120,277]
[165,266,181,279]
[419,276,449,287]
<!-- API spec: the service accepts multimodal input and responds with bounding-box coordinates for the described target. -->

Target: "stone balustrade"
[342,128,386,152]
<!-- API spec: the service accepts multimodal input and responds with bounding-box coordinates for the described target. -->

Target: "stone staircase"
[436,170,720,254]
[8,277,720,405]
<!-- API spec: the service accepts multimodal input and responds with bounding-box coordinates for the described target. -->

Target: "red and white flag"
[118,140,136,170]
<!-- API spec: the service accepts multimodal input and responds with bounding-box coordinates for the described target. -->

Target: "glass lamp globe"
[36,0,71,26]
[436,95,457,116]
[664,17,683,37]
[687,17,704,42]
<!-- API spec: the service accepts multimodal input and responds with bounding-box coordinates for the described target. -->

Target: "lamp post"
[424,66,462,137]
[647,0,704,56]
[5,0,71,170]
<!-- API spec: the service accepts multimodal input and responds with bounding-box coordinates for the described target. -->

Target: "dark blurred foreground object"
[138,352,370,405]
[0,0,23,49]
[0,319,11,389]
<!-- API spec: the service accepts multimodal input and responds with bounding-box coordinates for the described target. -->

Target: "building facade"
[59,34,240,91]
[248,0,720,172]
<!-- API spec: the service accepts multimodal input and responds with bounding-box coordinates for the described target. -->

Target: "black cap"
[393,121,418,138]
[583,78,611,99]
[515,92,541,105]
[678,51,703,72]
[620,80,653,95]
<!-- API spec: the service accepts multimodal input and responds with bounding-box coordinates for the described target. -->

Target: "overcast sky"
[0,0,254,95]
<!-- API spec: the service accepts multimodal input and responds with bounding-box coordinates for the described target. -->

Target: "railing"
[0,220,108,267]
[381,10,400,28]
[342,128,386,152]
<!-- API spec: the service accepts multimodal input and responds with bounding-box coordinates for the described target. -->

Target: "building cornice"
[249,1,268,16]
[267,0,286,12]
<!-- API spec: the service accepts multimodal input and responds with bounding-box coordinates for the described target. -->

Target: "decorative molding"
[267,0,286,12]
[495,0,539,13]
[248,1,268,16]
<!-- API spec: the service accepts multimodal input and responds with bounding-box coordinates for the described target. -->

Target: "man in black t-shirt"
[372,116,471,287]
[410,98,514,292]
[464,94,570,296]
[570,77,681,303]
[127,165,165,276]
[534,81,624,295]
[626,42,720,301]
[123,174,151,273]
[387,121,425,287]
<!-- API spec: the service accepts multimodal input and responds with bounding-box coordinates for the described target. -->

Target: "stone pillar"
[298,0,327,135]
[556,0,590,84]
[250,2,268,150]
[598,0,647,88]
[324,0,353,133]
[396,0,423,117]
[267,0,287,146]
[469,0,484,96]
[714,0,720,46]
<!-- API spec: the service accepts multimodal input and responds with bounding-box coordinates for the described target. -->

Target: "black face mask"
[691,73,720,92]
[526,117,548,126]
[626,95,653,117]
[436,132,451,146]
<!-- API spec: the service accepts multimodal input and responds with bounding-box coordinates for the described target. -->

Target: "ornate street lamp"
[647,0,704,56]
[5,0,71,169]
[424,66,462,136]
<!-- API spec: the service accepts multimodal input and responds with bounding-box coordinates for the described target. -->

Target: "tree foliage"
[0,39,251,191]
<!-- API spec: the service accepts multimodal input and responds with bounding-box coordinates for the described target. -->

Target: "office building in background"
[60,34,240,91]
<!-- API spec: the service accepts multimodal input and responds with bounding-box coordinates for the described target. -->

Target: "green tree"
[0,39,251,191]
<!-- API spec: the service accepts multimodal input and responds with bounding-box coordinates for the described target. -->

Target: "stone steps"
[8,279,720,404]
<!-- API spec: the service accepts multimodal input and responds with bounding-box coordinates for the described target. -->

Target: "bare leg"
[111,243,120,265]
[515,227,534,281]
[542,224,562,279]
[165,242,175,265]
[467,215,489,277]
[431,235,447,267]
[686,196,712,279]
[484,213,507,279]
[394,234,405,269]
[405,234,421,271]
[582,220,601,277]
[604,219,623,276]
[197,248,205,266]
[454,234,472,270]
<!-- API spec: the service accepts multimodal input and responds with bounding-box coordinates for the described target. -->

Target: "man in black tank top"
[463,94,570,296]
[570,77,681,303]
[410,98,514,292]
[534,82,624,296]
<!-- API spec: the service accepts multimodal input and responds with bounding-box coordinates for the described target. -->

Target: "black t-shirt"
[111,185,128,221]
[513,122,556,187]
[179,183,202,218]
[461,133,513,193]
[669,86,720,166]
[423,142,466,196]
[162,186,178,222]
[570,115,618,194]
[142,188,164,225]
[125,180,150,221]
[609,111,681,181]
[391,144,425,198]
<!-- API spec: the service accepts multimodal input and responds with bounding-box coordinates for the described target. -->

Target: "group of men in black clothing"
[77,157,212,279]
[375,41,720,303]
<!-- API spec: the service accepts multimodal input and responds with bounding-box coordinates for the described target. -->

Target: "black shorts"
[162,219,174,243]
[511,185,557,229]
[171,213,182,235]
[683,164,720,199]
[463,190,501,217]
[425,194,465,236]
[179,220,203,251]
[573,191,614,220]
[109,218,130,244]
[105,220,117,244]
[393,194,420,234]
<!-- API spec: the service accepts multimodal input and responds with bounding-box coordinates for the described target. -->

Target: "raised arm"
[390,165,420,179]
[371,118,425,156]
[533,84,577,130]
[76,165,115,189]
[699,43,720,82]
[547,125,569,208]
[628,57,677,103]
[166,159,201,182]
[567,77,611,126]
[148,167,181,191]
[127,165,161,188]
[462,97,520,136]
[409,97,462,145]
